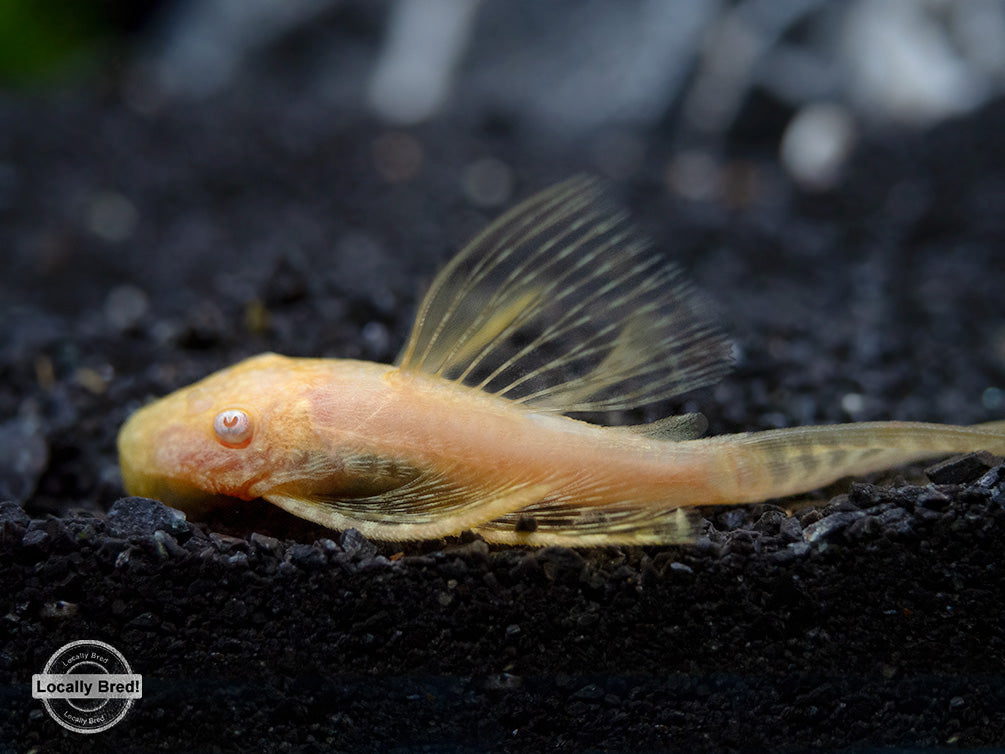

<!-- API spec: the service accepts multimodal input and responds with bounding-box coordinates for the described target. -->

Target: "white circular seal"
[32,640,142,734]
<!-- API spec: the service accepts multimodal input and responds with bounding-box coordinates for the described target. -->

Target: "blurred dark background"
[4,0,1005,310]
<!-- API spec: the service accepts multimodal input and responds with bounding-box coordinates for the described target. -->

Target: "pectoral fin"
[265,474,552,541]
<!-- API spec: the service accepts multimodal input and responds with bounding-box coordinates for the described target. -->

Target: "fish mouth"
[118,462,225,516]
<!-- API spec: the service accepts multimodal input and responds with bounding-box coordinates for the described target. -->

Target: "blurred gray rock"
[0,415,49,503]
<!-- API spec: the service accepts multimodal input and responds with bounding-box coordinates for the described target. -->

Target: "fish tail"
[975,419,1005,433]
[707,420,1005,505]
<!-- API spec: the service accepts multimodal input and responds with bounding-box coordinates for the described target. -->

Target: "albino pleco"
[117,177,1005,545]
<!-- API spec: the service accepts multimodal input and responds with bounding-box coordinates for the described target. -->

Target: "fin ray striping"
[398,175,733,415]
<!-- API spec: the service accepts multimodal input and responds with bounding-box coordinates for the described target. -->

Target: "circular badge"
[32,640,141,734]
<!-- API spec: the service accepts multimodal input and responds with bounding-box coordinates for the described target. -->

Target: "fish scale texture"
[2,88,1005,749]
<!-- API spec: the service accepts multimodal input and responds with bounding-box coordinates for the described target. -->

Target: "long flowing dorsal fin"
[397,175,732,414]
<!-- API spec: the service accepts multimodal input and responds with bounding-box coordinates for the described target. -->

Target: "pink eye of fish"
[213,409,253,447]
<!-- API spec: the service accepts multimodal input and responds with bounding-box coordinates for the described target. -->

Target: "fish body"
[119,353,717,542]
[118,177,1005,545]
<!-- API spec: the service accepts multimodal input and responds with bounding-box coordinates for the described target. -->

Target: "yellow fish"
[117,176,1005,545]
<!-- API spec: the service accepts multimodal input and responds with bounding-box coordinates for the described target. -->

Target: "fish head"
[117,352,325,515]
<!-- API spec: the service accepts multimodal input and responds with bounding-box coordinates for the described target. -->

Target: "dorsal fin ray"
[397,175,732,415]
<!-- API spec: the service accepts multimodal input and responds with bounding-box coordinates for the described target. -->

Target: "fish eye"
[213,408,253,447]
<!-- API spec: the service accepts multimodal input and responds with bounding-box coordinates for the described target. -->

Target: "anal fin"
[476,497,699,547]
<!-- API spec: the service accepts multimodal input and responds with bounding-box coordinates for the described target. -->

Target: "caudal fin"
[712,420,1005,505]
